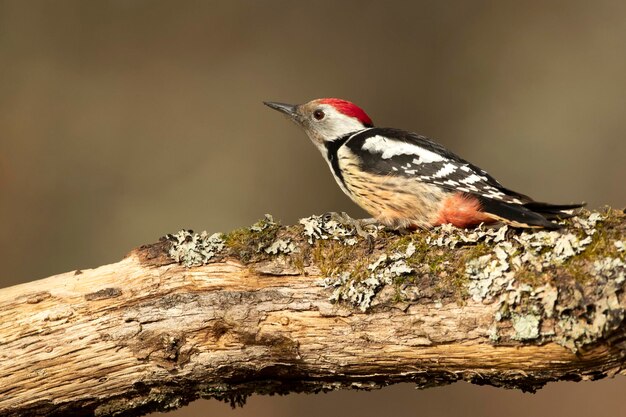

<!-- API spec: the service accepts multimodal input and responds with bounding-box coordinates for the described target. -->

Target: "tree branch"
[1,209,624,417]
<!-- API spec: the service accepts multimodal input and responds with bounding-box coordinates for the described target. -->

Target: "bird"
[264,98,584,230]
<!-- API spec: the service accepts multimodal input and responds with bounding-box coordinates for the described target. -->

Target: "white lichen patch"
[463,213,603,304]
[221,214,294,261]
[167,230,225,267]
[426,223,507,248]
[300,215,354,245]
[299,213,381,245]
[322,242,416,311]
[592,257,625,284]
[466,254,514,302]
[422,211,623,349]
[535,284,559,318]
[250,214,277,232]
[246,214,302,256]
[552,253,625,352]
[514,230,592,269]
[571,211,603,235]
[430,211,605,279]
[487,323,500,342]
[556,286,624,353]
[264,238,298,255]
[489,282,558,342]
[511,314,541,340]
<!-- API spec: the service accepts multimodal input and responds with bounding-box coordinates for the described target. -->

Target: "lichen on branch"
[166,208,625,353]
[1,209,625,417]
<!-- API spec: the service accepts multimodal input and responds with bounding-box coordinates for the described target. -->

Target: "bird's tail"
[521,201,585,220]
[477,197,585,230]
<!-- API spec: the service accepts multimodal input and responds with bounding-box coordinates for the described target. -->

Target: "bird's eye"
[313,109,325,120]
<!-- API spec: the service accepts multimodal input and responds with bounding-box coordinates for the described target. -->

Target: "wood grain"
[1,210,625,416]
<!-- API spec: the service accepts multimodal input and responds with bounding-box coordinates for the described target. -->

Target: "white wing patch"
[433,162,457,178]
[362,136,444,163]
[460,173,485,184]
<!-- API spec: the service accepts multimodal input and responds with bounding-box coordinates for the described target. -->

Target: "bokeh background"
[1,1,625,416]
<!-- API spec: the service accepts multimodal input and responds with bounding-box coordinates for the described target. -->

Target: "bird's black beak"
[263,101,299,119]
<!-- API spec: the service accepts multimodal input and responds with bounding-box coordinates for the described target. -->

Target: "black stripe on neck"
[324,134,352,188]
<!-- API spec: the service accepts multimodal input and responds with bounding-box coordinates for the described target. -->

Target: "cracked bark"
[0,210,625,417]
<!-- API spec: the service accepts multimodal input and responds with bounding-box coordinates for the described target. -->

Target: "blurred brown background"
[1,1,625,416]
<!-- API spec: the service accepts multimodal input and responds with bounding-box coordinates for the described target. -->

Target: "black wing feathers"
[346,128,530,203]
[341,127,584,228]
[474,196,562,229]
[522,201,585,220]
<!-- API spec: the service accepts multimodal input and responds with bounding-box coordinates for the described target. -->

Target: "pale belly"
[339,164,448,229]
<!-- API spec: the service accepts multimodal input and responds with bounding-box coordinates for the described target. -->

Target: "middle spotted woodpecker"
[264,98,584,230]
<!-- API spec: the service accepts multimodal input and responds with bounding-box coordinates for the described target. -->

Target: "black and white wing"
[344,127,530,205]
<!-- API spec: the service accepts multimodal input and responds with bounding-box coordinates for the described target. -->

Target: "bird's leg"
[321,211,347,223]
[321,212,382,240]
[357,217,379,226]
[358,217,410,235]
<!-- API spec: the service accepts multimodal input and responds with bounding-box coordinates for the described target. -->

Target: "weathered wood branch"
[1,209,624,417]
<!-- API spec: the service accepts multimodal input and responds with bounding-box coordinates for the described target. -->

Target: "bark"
[0,209,624,417]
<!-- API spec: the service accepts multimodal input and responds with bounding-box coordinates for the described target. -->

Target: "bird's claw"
[321,212,381,240]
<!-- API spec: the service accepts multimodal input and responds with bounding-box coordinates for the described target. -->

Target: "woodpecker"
[264,98,584,230]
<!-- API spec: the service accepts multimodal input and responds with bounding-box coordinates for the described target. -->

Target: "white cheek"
[323,115,364,138]
[304,105,366,146]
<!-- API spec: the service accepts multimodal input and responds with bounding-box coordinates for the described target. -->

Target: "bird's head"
[264,98,373,151]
